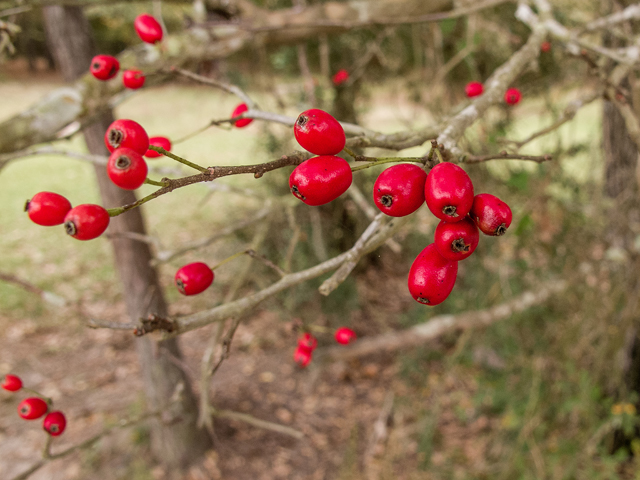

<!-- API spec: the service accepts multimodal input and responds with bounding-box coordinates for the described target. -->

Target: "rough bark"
[42,4,211,470]
[0,0,452,154]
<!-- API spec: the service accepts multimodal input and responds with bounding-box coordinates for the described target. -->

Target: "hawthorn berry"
[231,103,253,128]
[294,109,345,155]
[373,163,427,217]
[289,155,352,206]
[64,204,110,241]
[134,14,163,44]
[332,69,349,86]
[425,162,474,222]
[465,81,483,98]
[145,136,172,158]
[470,193,513,236]
[504,88,522,105]
[1,374,22,392]
[43,411,67,436]
[334,327,356,345]
[89,55,119,81]
[408,243,458,306]
[25,192,72,226]
[122,70,146,89]
[104,119,149,155]
[293,345,312,368]
[434,217,479,262]
[107,148,148,190]
[17,397,48,420]
[298,333,318,351]
[175,262,214,296]
[541,41,551,53]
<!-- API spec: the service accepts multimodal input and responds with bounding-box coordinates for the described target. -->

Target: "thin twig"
[463,152,553,164]
[169,67,256,109]
[213,408,304,439]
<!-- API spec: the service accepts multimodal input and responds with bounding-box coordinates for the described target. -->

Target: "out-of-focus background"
[1,1,640,479]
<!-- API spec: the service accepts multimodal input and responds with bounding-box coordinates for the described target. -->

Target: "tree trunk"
[42,5,211,471]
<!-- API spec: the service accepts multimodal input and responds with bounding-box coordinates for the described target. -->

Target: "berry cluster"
[2,374,67,437]
[89,14,163,89]
[464,81,522,105]
[293,327,357,368]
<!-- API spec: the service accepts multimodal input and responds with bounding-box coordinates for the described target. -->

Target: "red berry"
[425,162,474,223]
[107,148,148,190]
[175,262,214,296]
[289,155,352,206]
[134,14,163,44]
[408,243,458,306]
[298,333,318,350]
[43,411,66,436]
[1,374,22,392]
[104,119,149,155]
[332,69,349,86]
[434,217,479,261]
[505,88,522,105]
[540,41,551,53]
[334,327,356,345]
[373,164,427,217]
[470,193,513,236]
[89,55,119,81]
[231,103,253,128]
[122,70,146,89]
[293,345,312,368]
[294,109,346,155]
[64,204,110,241]
[145,136,172,158]
[465,81,483,98]
[17,397,48,420]
[25,192,72,226]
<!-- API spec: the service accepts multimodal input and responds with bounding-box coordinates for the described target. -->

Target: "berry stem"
[148,145,209,173]
[342,146,358,158]
[210,250,247,271]
[21,387,53,405]
[434,146,444,163]
[144,178,169,187]
[351,157,424,172]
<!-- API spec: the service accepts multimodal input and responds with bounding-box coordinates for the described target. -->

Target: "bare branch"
[582,4,640,32]
[316,280,567,362]
[213,408,304,439]
[463,152,553,164]
[0,272,67,307]
[168,67,257,109]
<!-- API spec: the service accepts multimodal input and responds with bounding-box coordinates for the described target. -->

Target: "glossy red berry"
[298,333,318,351]
[434,217,479,261]
[465,81,483,98]
[122,70,146,89]
[64,204,110,241]
[134,14,163,44]
[373,164,427,217]
[18,397,48,420]
[294,109,346,155]
[25,192,72,226]
[332,69,349,86]
[540,41,551,53]
[425,162,474,223]
[89,55,119,81]
[289,155,352,206]
[293,345,312,368]
[175,262,214,296]
[231,103,253,128]
[107,148,148,190]
[104,119,149,155]
[43,411,66,436]
[334,327,356,345]
[1,374,22,392]
[145,136,172,158]
[505,88,522,105]
[470,193,513,236]
[408,243,458,306]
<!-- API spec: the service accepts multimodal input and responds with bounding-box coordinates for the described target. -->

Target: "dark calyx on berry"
[451,238,470,252]
[380,195,393,207]
[495,223,507,236]
[442,205,458,217]
[93,62,101,70]
[290,185,306,200]
[176,278,185,294]
[108,129,124,149]
[64,221,77,236]
[296,115,308,127]
[115,155,131,169]
[417,297,430,304]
